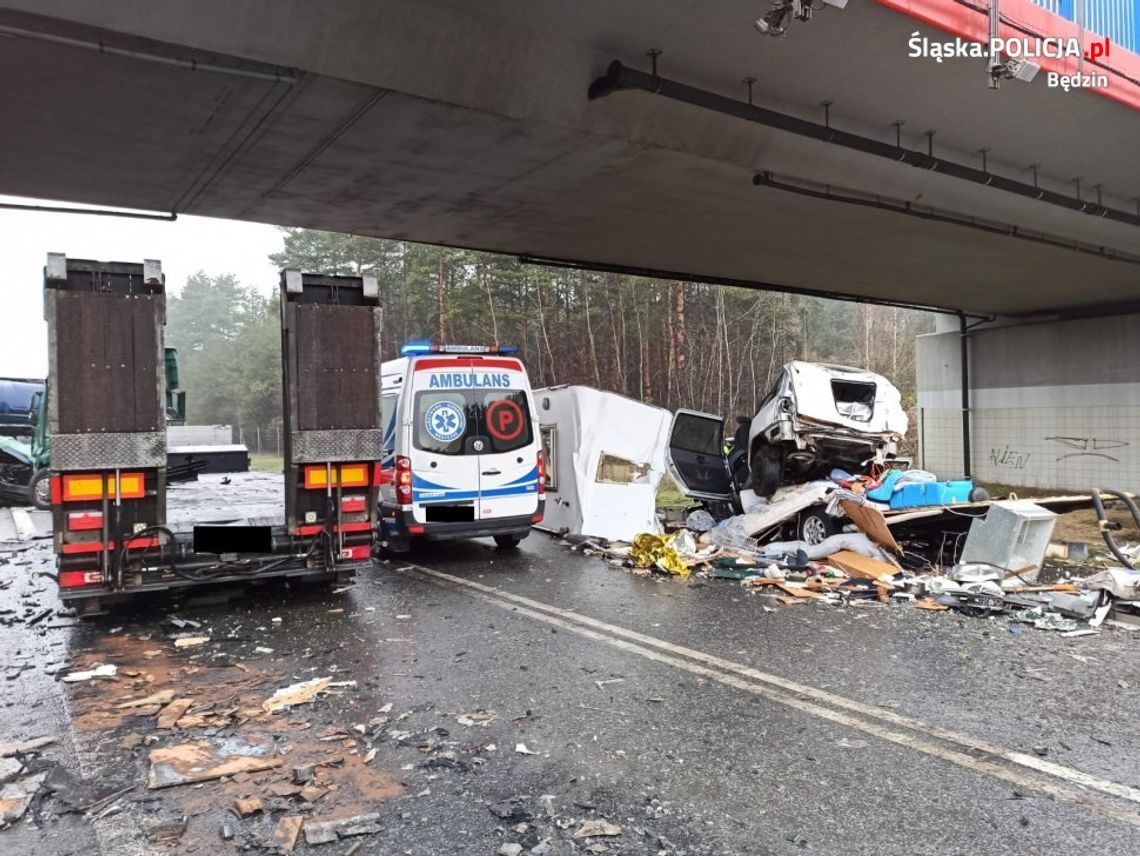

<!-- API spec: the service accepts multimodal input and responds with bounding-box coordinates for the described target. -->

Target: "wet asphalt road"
[3,499,1140,855]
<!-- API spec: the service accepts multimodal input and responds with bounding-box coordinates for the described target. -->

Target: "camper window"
[595,453,651,484]
[539,425,557,491]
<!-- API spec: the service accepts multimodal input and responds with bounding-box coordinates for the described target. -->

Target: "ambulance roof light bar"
[400,340,520,356]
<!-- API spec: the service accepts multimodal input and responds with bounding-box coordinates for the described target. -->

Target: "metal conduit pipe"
[588,61,1140,228]
[0,23,297,84]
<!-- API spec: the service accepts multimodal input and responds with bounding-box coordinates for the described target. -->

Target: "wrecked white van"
[747,361,907,494]
[667,362,907,514]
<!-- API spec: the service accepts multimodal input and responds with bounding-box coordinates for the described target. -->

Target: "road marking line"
[402,563,1140,826]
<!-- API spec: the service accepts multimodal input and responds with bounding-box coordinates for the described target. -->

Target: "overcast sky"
[0,195,284,378]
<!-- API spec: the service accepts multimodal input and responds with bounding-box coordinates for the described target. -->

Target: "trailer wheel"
[493,534,522,549]
[28,468,51,510]
[798,505,841,546]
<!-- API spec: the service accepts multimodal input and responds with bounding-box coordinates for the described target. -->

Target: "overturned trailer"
[47,255,381,613]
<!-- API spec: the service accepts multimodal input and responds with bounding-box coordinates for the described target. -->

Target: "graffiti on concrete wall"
[989,445,1031,470]
[1045,436,1129,463]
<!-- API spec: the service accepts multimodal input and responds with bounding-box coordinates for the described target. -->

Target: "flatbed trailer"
[45,255,382,613]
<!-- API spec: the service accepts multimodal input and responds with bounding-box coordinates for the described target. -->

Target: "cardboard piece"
[840,499,902,554]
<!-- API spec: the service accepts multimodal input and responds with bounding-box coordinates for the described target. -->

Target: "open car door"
[666,409,734,502]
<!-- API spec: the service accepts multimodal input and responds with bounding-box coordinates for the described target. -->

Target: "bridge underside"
[0,0,1138,316]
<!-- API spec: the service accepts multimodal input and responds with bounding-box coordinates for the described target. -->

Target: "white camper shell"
[534,386,671,542]
[378,345,544,549]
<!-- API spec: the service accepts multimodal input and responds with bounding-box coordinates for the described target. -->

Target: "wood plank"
[827,550,899,582]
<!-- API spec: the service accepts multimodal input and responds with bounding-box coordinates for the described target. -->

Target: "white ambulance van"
[377,342,545,550]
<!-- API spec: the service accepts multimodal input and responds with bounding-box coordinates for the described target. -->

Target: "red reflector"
[531,513,544,523]
[341,496,366,513]
[337,521,372,533]
[59,570,103,588]
[339,545,371,561]
[67,511,104,531]
[61,541,106,555]
[407,524,425,534]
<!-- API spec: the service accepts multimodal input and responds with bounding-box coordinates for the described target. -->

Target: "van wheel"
[798,505,841,546]
[29,468,51,510]
[750,446,782,499]
[493,534,522,549]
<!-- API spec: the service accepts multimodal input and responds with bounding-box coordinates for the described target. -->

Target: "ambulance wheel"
[493,534,522,549]
[797,505,841,546]
[29,468,51,510]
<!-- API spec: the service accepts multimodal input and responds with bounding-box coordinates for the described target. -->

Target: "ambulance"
[377,342,545,550]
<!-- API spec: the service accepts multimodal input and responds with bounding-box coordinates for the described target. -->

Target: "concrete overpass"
[0,0,1138,317]
[1,0,1139,489]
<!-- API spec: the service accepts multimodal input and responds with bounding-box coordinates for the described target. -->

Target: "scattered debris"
[573,820,622,839]
[60,663,117,683]
[0,736,55,757]
[0,772,46,824]
[303,812,383,845]
[232,797,264,817]
[514,743,538,755]
[262,676,334,713]
[173,635,211,649]
[272,815,304,851]
[147,741,281,789]
[117,689,176,710]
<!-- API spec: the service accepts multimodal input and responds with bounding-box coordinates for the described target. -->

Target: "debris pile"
[575,477,1140,636]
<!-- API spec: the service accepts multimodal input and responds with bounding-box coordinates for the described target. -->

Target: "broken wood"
[303,812,383,845]
[232,797,264,817]
[915,598,950,611]
[827,551,899,583]
[273,815,303,851]
[147,742,281,789]
[0,736,55,757]
[157,698,194,729]
[116,689,176,710]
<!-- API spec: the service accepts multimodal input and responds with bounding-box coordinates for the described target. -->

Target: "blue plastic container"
[889,479,974,510]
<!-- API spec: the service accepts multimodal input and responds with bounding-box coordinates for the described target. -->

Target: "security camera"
[989,57,1040,86]
[754,6,792,35]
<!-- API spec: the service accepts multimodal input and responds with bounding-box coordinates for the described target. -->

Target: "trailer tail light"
[61,472,145,502]
[303,463,371,489]
[67,511,104,531]
[536,450,546,496]
[395,456,412,502]
[341,496,366,514]
[59,570,103,588]
[339,545,371,561]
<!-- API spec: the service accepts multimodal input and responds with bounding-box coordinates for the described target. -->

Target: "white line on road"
[401,563,1140,829]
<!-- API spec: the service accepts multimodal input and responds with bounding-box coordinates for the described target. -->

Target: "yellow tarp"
[629,533,691,577]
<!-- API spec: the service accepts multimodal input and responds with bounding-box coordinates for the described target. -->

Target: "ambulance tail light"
[536,450,546,496]
[395,455,413,502]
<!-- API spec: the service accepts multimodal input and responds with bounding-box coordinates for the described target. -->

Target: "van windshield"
[413,389,533,455]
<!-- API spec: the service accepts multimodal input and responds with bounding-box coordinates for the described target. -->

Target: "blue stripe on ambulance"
[412,467,539,503]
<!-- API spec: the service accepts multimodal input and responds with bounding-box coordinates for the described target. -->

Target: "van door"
[666,409,733,501]
[409,363,481,524]
[475,388,539,521]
